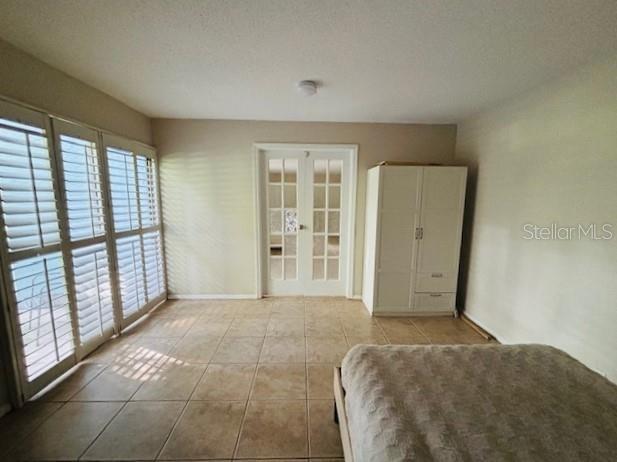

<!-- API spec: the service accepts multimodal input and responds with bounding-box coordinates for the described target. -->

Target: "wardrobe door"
[415,167,466,294]
[375,166,422,312]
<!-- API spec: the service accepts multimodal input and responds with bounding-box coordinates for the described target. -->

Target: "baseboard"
[461,311,501,342]
[168,294,259,300]
[374,310,454,317]
[461,314,495,340]
[349,295,362,300]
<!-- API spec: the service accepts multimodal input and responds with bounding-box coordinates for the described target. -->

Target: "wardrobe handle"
[415,227,423,239]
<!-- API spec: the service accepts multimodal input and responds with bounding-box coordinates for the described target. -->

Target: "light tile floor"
[0,297,491,461]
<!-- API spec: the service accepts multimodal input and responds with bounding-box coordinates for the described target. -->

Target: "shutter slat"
[136,156,159,228]
[9,251,75,381]
[71,242,114,346]
[59,134,106,242]
[143,231,165,301]
[107,147,140,232]
[115,235,146,317]
[0,124,61,252]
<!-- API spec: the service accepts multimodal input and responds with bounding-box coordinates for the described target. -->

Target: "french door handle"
[298,224,307,230]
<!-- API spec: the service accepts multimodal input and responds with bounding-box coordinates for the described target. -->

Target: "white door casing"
[254,144,357,297]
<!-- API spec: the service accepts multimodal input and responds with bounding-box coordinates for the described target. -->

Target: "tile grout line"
[408,319,433,344]
[304,300,311,458]
[77,399,130,460]
[8,298,483,462]
[2,400,68,460]
[79,327,190,461]
[231,315,269,460]
[155,306,239,461]
[374,318,394,344]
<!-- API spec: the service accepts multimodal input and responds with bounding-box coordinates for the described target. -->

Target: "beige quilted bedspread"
[341,344,617,462]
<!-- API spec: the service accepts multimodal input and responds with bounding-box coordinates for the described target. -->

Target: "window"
[0,102,74,391]
[0,100,165,400]
[103,135,165,325]
[107,146,139,232]
[0,117,60,252]
[54,120,114,352]
[71,243,113,345]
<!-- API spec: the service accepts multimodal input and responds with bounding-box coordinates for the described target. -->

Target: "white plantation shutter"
[136,155,159,227]
[0,101,165,402]
[104,135,165,324]
[54,120,116,353]
[0,119,60,251]
[11,253,73,381]
[59,134,106,240]
[143,231,165,300]
[115,235,146,317]
[0,102,76,395]
[107,147,139,232]
[72,243,113,343]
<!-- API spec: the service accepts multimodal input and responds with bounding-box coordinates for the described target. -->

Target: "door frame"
[253,143,358,299]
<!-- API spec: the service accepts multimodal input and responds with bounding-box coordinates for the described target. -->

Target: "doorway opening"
[254,144,357,298]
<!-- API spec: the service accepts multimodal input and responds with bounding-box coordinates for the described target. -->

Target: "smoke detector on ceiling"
[297,80,318,96]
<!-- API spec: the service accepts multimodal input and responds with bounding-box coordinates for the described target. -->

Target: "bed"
[333,344,617,462]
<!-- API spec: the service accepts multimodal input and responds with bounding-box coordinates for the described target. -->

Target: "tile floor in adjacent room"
[0,297,490,461]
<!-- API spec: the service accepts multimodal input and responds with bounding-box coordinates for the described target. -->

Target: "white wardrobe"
[362,165,467,315]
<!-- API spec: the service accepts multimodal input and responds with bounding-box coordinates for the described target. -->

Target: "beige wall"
[456,55,617,382]
[0,38,152,144]
[153,119,457,296]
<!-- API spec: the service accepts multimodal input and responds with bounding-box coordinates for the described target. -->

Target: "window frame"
[101,134,166,330]
[52,119,118,358]
[0,101,76,399]
[0,98,166,404]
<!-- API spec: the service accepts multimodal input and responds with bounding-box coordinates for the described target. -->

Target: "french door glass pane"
[328,160,342,183]
[313,160,327,183]
[327,258,339,280]
[284,235,296,256]
[268,185,281,208]
[270,257,282,279]
[312,258,325,280]
[312,159,341,280]
[268,158,297,281]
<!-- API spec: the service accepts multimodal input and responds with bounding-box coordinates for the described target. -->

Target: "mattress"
[341,344,617,462]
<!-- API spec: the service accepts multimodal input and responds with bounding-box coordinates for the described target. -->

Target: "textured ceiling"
[0,0,616,122]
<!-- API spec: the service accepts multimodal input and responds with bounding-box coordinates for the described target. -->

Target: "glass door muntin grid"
[263,148,349,296]
[311,158,342,281]
[267,157,299,282]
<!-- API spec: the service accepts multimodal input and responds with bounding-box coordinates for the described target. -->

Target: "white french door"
[260,147,354,296]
